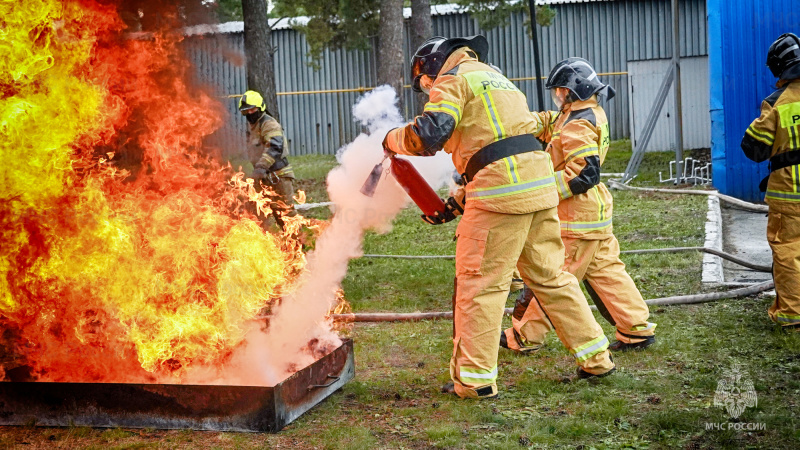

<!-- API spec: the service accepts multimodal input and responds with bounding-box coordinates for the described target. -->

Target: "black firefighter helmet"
[411,35,489,92]
[545,57,615,101]
[767,33,800,80]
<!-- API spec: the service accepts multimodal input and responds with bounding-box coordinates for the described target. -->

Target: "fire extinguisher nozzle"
[360,162,384,197]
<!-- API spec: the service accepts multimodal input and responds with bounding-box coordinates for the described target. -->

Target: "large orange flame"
[0,0,327,383]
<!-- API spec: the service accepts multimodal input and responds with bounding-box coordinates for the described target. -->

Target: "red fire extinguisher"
[360,155,446,217]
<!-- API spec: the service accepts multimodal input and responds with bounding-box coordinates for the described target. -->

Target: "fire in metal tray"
[0,0,346,390]
[0,340,354,432]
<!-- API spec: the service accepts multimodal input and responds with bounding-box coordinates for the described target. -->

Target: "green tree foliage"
[453,1,556,31]
[536,4,556,26]
[214,1,554,68]
[276,0,555,66]
[215,0,244,21]
[273,0,380,66]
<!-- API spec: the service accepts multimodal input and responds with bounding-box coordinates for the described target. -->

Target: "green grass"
[3,144,798,449]
[602,139,710,185]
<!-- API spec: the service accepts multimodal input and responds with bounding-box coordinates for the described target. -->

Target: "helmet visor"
[551,89,565,110]
[412,55,426,93]
[412,57,424,81]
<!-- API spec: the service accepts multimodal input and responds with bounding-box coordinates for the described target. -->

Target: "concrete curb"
[702,195,725,283]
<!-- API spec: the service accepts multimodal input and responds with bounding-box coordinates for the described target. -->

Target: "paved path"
[721,206,773,284]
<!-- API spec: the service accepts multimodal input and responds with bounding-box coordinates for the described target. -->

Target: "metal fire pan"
[0,339,354,432]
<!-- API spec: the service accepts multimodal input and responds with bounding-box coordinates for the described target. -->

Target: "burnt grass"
[2,144,799,449]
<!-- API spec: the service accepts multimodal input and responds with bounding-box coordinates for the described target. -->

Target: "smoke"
[231,86,455,384]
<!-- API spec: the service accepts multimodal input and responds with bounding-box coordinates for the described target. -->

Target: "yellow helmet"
[238,90,266,112]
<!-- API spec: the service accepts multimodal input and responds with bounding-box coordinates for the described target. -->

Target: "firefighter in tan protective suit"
[383,36,615,399]
[501,58,656,354]
[741,33,800,331]
[239,90,296,230]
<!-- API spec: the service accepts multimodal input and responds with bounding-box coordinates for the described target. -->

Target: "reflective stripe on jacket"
[529,97,613,238]
[741,79,800,215]
[384,48,559,214]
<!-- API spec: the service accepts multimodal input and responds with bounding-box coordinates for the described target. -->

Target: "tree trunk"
[242,0,279,121]
[377,0,404,113]
[409,0,432,114]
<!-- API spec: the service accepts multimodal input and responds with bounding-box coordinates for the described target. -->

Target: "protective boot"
[500,329,542,355]
[577,363,616,379]
[501,286,550,354]
[609,335,655,351]
[441,381,498,399]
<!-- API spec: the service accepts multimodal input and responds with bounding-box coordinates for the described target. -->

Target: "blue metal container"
[708,0,800,201]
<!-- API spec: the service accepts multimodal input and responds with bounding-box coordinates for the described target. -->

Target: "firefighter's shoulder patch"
[765,85,789,107]
[444,65,460,76]
[565,108,597,127]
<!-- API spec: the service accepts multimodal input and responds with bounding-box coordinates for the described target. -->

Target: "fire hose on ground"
[361,246,772,272]
[307,172,773,322]
[332,184,773,323]
[333,245,774,322]
[332,280,774,323]
[606,180,769,213]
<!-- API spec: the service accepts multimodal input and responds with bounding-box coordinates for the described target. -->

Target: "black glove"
[421,197,463,225]
[252,166,268,180]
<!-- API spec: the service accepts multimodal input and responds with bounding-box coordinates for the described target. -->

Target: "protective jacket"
[529,98,612,238]
[386,47,614,398]
[249,113,294,179]
[742,79,800,215]
[384,48,559,215]
[742,78,800,328]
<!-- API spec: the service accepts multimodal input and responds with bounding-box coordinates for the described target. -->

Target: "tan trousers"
[504,235,655,350]
[255,175,296,230]
[451,206,614,399]
[767,211,800,327]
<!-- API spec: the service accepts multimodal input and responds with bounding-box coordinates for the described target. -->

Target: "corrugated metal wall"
[184,33,248,160]
[427,0,707,142]
[708,0,799,201]
[628,56,710,151]
[185,0,708,159]
[272,31,376,157]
